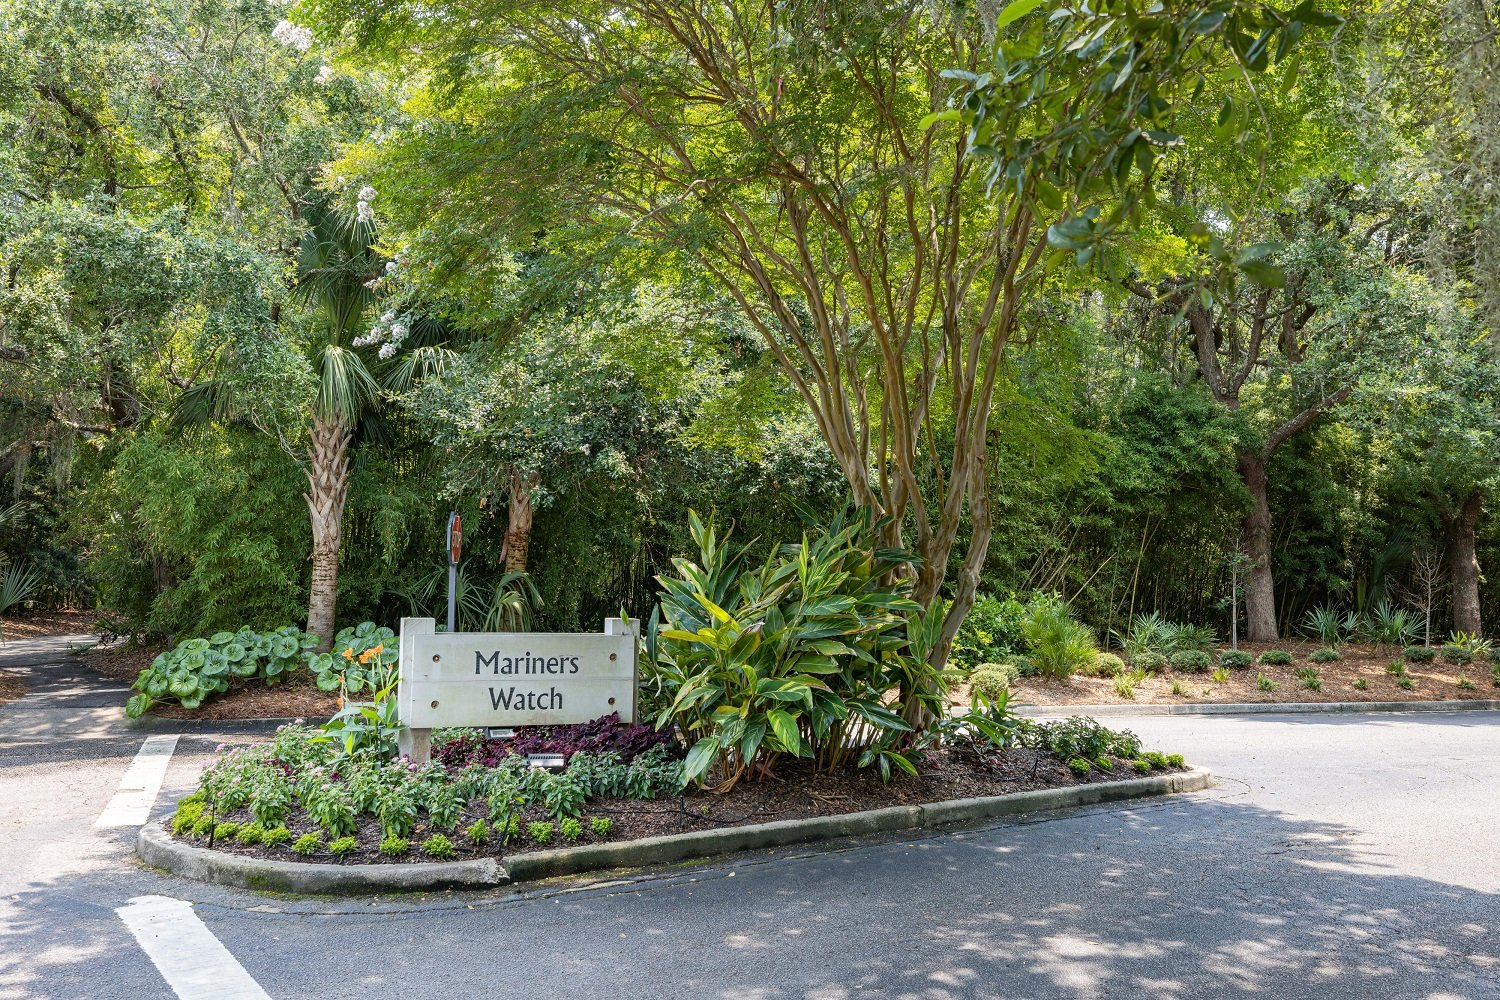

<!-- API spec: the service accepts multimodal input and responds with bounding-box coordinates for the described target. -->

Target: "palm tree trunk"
[304,414,351,651]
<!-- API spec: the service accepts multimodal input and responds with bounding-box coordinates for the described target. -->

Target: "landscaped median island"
[157,713,1191,880]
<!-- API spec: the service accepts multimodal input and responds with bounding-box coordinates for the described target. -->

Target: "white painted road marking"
[95,735,179,827]
[116,895,271,1000]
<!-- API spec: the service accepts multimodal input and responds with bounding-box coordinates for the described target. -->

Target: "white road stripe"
[116,895,271,1000]
[95,735,179,827]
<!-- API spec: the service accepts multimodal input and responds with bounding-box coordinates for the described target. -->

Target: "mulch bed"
[172,744,1185,866]
[2,608,98,641]
[977,641,1500,708]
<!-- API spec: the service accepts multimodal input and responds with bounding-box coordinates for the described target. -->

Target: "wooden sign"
[396,617,637,762]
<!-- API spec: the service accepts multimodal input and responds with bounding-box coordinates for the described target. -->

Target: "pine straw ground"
[965,641,1500,709]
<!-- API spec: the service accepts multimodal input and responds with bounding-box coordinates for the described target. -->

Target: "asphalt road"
[2,637,1496,1000]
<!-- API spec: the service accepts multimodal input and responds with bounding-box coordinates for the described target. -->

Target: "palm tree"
[293,202,382,648]
[178,197,451,649]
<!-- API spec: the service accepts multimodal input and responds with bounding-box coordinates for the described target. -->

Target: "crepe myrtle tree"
[300,0,1339,674]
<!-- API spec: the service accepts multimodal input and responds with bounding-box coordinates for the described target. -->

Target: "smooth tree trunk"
[501,469,538,575]
[1239,452,1279,642]
[304,414,351,651]
[1446,490,1483,636]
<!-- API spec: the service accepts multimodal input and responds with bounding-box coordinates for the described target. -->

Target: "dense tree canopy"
[3,0,1497,674]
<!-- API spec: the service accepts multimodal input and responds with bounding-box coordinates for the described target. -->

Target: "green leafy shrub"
[590,816,614,837]
[1309,647,1340,663]
[646,510,935,789]
[1385,660,1408,676]
[126,626,318,717]
[1440,644,1472,666]
[212,821,240,841]
[968,662,1019,702]
[1165,753,1185,768]
[950,594,1027,670]
[1256,673,1278,691]
[292,833,322,856]
[1142,752,1168,769]
[1015,716,1142,760]
[1458,676,1476,691]
[1168,650,1211,673]
[1363,600,1415,653]
[1094,755,1114,771]
[1086,652,1127,678]
[1066,757,1090,777]
[1020,595,1099,680]
[1210,667,1229,684]
[235,823,266,846]
[1170,680,1187,696]
[1303,605,1353,647]
[1113,675,1135,699]
[171,801,205,835]
[1132,651,1168,673]
[1258,650,1292,666]
[379,835,409,857]
[1353,677,1367,690]
[1219,650,1253,669]
[306,622,399,694]
[528,821,554,845]
[262,826,293,847]
[329,836,359,857]
[422,834,456,859]
[191,815,214,836]
[1397,675,1416,691]
[560,818,584,842]
[1403,645,1436,663]
[466,820,490,845]
[1294,667,1323,691]
[1132,758,1151,774]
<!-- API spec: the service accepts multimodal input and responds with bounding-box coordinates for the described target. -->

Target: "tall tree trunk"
[304,414,351,651]
[1446,490,1483,636]
[1239,452,1279,642]
[501,469,537,575]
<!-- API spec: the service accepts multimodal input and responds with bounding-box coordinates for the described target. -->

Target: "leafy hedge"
[126,625,318,717]
[126,622,390,718]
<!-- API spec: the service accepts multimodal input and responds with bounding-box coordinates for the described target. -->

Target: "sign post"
[445,511,461,634]
[396,616,638,763]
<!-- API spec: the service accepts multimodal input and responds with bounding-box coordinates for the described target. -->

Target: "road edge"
[1016,699,1500,717]
[137,766,1212,895]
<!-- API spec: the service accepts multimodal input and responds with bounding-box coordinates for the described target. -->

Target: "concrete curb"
[138,767,1212,894]
[137,824,503,893]
[1016,699,1500,718]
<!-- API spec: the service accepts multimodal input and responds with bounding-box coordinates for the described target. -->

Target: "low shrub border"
[139,766,1213,893]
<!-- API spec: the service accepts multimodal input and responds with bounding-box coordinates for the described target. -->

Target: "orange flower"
[358,649,373,664]
[336,696,344,710]
[372,643,384,657]
[342,648,354,661]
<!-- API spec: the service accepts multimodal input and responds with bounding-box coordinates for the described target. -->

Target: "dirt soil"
[2,608,97,641]
[82,639,340,721]
[966,641,1500,708]
[0,671,25,708]
[170,743,1187,866]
